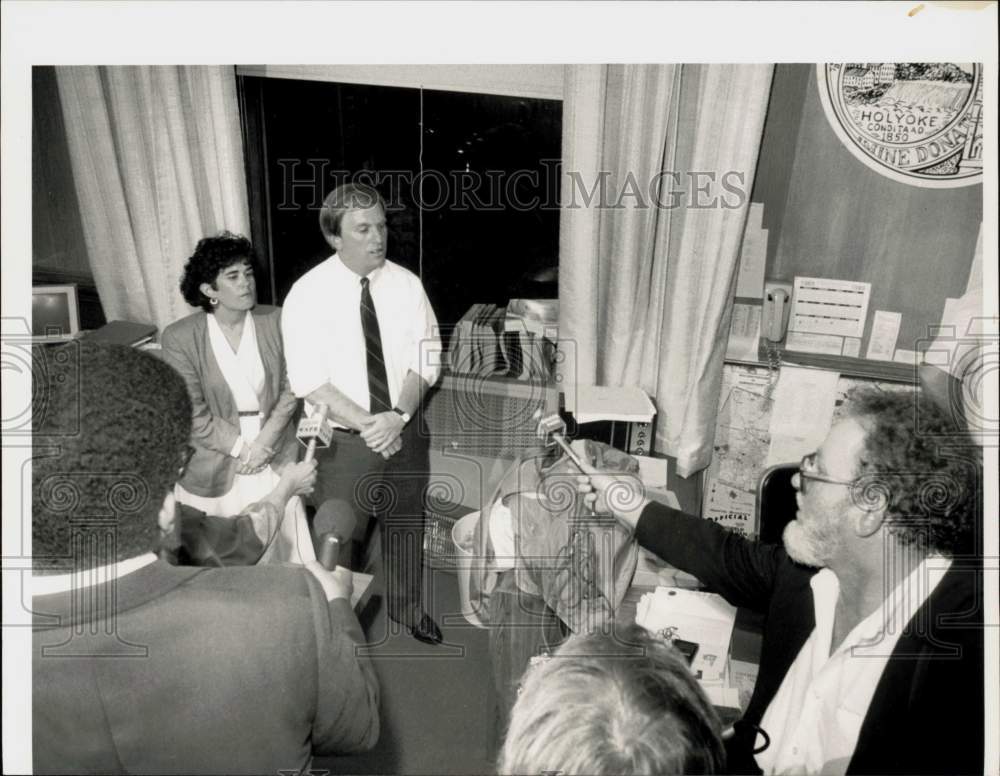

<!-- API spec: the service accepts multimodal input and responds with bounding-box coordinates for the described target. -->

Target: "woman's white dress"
[174,313,315,564]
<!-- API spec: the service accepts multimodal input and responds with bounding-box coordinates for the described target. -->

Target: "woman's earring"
[210,297,219,306]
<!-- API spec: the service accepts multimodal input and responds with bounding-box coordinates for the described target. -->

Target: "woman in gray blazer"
[161,233,309,562]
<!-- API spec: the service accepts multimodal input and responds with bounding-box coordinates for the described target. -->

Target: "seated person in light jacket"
[499,625,725,775]
[161,232,311,563]
[579,389,983,776]
[31,341,379,775]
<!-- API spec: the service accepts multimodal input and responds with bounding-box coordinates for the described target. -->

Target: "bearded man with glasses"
[579,389,984,775]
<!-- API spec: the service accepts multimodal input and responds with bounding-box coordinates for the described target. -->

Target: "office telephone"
[762,284,790,342]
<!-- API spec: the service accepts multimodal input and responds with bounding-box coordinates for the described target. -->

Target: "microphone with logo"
[314,498,357,571]
[297,402,333,462]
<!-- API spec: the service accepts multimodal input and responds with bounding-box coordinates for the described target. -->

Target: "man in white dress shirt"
[282,183,443,645]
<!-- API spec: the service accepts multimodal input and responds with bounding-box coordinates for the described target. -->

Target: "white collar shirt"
[31,553,159,597]
[281,256,441,418]
[755,555,951,775]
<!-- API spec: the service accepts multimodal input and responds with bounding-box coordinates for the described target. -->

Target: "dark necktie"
[360,277,392,414]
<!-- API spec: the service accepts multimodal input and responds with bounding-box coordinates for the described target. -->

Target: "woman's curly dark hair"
[180,232,256,312]
[847,389,982,557]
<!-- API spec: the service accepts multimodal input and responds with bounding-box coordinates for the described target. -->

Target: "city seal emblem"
[817,63,983,189]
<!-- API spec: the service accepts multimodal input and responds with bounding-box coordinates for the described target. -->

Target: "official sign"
[817,63,983,189]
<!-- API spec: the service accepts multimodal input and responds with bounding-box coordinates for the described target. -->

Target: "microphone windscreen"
[314,498,357,543]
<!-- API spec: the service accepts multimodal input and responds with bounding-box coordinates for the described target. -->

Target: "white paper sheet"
[766,366,840,466]
[865,310,902,361]
[842,337,861,358]
[733,367,772,396]
[726,303,762,361]
[785,330,844,356]
[635,587,737,683]
[790,277,871,339]
[634,455,668,488]
[703,478,757,537]
[573,385,656,423]
[735,203,767,299]
[703,685,742,710]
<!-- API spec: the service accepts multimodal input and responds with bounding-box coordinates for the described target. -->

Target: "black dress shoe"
[408,613,443,645]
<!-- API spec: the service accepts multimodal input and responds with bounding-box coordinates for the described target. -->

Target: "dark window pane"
[241,76,561,338]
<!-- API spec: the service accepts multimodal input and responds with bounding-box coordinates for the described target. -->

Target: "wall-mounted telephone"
[763,282,791,342]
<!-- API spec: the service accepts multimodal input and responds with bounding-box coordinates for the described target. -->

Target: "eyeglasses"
[798,452,858,494]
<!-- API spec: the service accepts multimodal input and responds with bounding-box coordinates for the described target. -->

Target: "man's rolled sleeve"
[281,300,329,399]
[411,287,442,388]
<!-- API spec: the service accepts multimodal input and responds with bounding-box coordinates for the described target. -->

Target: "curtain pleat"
[55,66,250,332]
[559,64,774,476]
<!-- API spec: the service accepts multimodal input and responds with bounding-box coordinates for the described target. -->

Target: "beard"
[782,512,843,568]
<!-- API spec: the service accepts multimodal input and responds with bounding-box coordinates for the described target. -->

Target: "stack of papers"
[635,586,737,684]
[569,384,656,424]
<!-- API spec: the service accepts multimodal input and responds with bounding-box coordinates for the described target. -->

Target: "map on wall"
[817,63,983,188]
[703,364,914,537]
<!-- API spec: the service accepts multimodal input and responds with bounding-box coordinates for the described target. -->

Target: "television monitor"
[32,284,81,341]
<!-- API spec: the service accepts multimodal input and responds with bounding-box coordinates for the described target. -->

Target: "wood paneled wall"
[753,64,982,354]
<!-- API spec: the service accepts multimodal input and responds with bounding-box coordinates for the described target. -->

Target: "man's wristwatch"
[392,407,411,424]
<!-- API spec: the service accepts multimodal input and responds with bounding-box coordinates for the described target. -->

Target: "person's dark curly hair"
[846,388,982,557]
[179,232,255,312]
[32,342,193,572]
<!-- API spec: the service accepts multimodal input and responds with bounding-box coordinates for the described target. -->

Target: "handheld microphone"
[314,498,357,570]
[297,403,332,461]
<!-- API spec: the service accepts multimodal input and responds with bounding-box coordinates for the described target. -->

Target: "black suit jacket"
[633,502,984,775]
[32,560,379,774]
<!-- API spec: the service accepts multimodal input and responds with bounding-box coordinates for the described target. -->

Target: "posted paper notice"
[866,310,902,361]
[735,203,767,299]
[727,303,762,361]
[791,277,871,339]
[766,366,840,465]
[785,331,844,356]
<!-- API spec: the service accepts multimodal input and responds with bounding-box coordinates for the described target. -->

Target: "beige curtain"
[559,64,774,476]
[55,66,250,331]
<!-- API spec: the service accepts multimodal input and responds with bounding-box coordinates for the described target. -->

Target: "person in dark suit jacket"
[580,390,984,775]
[31,340,379,775]
[161,232,308,561]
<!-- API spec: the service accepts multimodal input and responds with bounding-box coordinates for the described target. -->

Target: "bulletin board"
[702,363,914,536]
[730,63,983,383]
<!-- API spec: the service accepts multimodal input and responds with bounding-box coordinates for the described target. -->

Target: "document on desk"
[635,587,737,684]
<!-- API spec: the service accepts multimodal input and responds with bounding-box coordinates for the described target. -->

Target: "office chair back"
[756,463,799,545]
